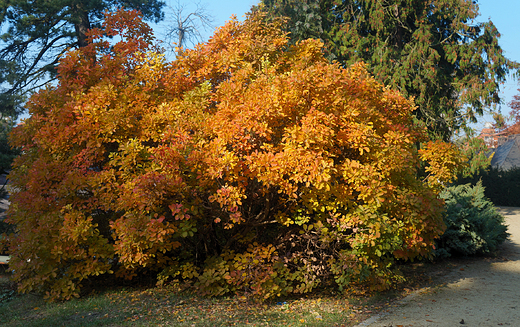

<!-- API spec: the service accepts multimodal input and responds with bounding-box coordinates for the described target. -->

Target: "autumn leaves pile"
[2,10,463,301]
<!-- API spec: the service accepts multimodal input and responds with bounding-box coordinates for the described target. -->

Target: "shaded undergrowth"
[0,256,478,327]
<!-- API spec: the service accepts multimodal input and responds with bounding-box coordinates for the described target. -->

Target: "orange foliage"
[419,140,468,193]
[5,10,458,301]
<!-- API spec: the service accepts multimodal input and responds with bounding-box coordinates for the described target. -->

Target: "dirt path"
[357,207,520,327]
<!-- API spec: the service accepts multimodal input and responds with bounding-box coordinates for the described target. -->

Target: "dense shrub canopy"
[5,10,459,301]
[457,165,520,207]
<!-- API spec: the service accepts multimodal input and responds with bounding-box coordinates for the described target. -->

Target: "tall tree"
[256,0,518,140]
[0,0,165,117]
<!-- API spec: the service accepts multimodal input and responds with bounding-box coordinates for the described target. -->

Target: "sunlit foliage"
[5,10,458,301]
[257,0,517,140]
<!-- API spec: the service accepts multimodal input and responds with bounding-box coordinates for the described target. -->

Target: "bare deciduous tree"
[164,1,214,55]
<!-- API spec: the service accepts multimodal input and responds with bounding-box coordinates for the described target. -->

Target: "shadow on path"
[358,207,520,327]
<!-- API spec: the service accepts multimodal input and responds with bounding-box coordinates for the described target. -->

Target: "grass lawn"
[0,260,457,327]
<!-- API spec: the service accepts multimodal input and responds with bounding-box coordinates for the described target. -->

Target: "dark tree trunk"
[74,3,91,48]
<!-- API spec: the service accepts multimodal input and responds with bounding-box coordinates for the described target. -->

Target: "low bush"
[0,219,13,255]
[434,182,509,258]
[0,220,12,235]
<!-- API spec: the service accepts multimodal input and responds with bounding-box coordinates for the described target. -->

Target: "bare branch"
[163,0,215,56]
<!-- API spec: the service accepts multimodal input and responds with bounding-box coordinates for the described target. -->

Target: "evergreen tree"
[257,0,517,140]
[0,115,19,173]
[0,0,165,117]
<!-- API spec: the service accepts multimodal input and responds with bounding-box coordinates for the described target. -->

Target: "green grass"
[0,279,392,326]
[0,260,452,327]
[0,287,378,327]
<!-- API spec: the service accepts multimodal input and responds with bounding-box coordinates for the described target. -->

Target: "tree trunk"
[73,2,91,48]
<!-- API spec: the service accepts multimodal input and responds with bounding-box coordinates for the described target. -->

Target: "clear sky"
[157,0,520,132]
[476,0,520,128]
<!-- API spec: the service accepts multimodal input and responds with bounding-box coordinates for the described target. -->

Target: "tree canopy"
[0,0,165,117]
[256,0,517,140]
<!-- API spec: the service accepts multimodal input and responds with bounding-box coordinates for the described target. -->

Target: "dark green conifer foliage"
[257,0,517,140]
[0,0,165,117]
[435,182,509,258]
[0,117,18,173]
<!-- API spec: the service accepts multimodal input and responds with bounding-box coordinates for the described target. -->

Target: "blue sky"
[157,0,520,132]
[476,0,520,128]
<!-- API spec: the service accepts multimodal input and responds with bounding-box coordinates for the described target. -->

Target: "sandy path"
[357,206,520,327]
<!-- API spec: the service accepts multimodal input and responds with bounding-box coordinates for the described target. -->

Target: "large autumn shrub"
[5,10,459,301]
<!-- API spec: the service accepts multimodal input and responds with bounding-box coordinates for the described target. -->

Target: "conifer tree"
[257,0,517,140]
[0,0,165,117]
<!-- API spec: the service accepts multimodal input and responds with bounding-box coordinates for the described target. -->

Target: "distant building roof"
[489,135,520,170]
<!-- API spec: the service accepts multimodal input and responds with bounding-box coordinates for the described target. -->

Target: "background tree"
[0,0,165,118]
[256,0,517,140]
[0,115,19,174]
[492,112,507,131]
[163,0,214,56]
[454,134,491,178]
[508,89,520,128]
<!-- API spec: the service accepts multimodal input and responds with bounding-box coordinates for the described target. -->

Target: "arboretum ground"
[0,207,518,326]
[360,206,520,327]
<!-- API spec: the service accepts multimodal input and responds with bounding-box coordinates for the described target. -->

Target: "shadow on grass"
[4,208,520,327]
[0,267,405,327]
[0,255,501,327]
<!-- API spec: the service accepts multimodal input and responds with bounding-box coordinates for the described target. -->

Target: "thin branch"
[5,34,72,95]
[163,0,214,55]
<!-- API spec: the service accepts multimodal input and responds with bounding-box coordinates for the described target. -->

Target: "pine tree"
[0,0,165,117]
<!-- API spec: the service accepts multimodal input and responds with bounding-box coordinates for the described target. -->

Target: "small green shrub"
[435,182,509,258]
[0,220,11,234]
